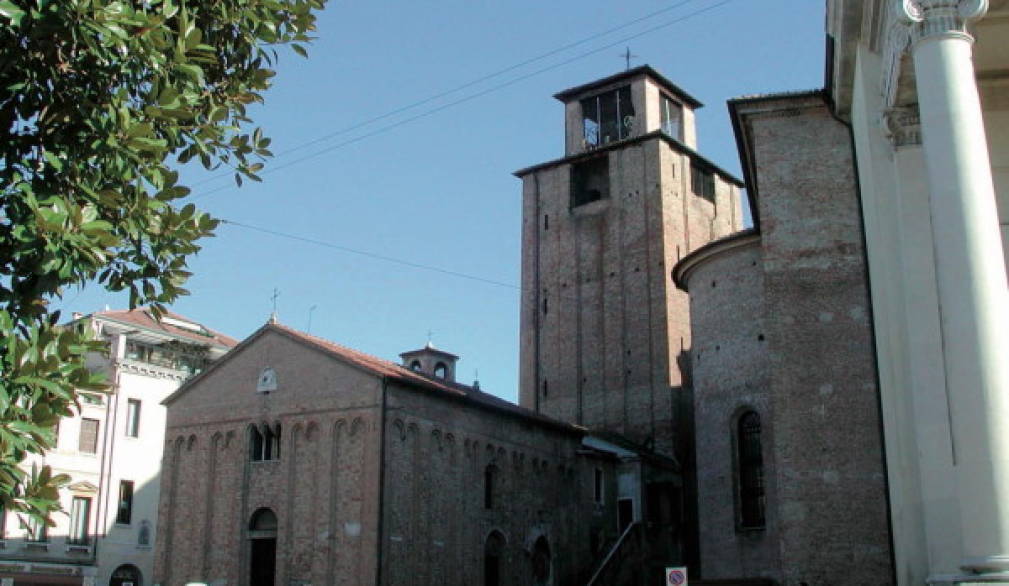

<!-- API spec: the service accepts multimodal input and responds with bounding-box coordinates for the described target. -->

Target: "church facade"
[152,64,907,586]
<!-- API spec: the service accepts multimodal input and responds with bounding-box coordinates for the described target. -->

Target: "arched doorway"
[531,536,551,585]
[484,531,506,586]
[248,508,278,586]
[109,564,142,586]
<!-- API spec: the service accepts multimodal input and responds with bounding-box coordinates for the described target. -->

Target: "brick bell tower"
[514,66,743,459]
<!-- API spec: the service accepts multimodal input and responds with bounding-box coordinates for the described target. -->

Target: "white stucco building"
[0,309,235,586]
[827,1,1009,584]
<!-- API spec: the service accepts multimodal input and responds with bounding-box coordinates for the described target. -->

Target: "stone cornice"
[900,0,988,42]
[882,0,989,108]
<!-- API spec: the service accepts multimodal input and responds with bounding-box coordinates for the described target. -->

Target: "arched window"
[484,464,497,510]
[249,425,264,461]
[434,362,448,379]
[410,360,422,371]
[484,531,506,586]
[736,410,765,529]
[249,508,278,533]
[110,564,142,586]
[250,424,281,462]
[531,536,551,585]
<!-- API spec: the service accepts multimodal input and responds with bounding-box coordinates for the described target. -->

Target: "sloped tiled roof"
[165,322,583,435]
[92,308,238,349]
[269,324,583,434]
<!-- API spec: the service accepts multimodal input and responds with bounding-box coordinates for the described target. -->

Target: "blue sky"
[57,1,827,401]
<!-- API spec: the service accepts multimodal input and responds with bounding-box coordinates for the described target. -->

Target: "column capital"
[883,106,922,148]
[899,0,988,43]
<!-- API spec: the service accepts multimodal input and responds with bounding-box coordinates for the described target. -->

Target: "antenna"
[307,305,317,333]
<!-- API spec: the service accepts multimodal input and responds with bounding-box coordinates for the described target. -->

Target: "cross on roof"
[621,47,638,71]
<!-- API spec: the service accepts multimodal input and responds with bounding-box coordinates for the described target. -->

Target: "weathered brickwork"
[380,385,615,586]
[677,235,781,580]
[155,324,621,586]
[517,69,742,464]
[154,328,384,586]
[672,92,894,584]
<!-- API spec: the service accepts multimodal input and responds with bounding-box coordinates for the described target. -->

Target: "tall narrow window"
[125,399,141,438]
[484,465,497,510]
[138,520,151,546]
[250,424,280,462]
[737,411,766,529]
[484,531,505,586]
[250,425,265,461]
[79,418,99,454]
[691,163,715,202]
[661,95,682,140]
[593,468,604,504]
[263,425,274,461]
[69,497,92,544]
[117,480,134,525]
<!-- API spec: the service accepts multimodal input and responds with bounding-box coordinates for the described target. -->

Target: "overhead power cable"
[190,0,709,190]
[220,218,703,330]
[221,219,520,290]
[192,0,738,201]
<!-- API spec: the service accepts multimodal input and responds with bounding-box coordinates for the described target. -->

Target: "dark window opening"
[543,214,549,230]
[542,298,548,315]
[434,362,448,379]
[542,380,548,398]
[409,360,422,371]
[79,418,99,454]
[737,411,766,529]
[692,163,715,202]
[571,155,610,207]
[116,480,134,525]
[484,464,497,510]
[484,531,505,586]
[593,468,603,504]
[581,85,634,147]
[250,424,281,462]
[617,498,634,534]
[532,537,551,585]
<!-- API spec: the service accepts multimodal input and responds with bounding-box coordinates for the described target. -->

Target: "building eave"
[671,229,760,290]
[513,130,744,187]
[552,64,703,108]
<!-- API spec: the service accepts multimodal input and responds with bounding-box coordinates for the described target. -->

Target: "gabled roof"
[88,307,238,349]
[163,323,584,435]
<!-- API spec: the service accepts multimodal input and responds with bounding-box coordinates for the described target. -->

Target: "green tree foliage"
[0,0,323,533]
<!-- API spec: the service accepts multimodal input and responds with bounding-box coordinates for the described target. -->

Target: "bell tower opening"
[399,342,460,382]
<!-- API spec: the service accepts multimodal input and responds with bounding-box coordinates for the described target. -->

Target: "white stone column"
[901,0,1009,579]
